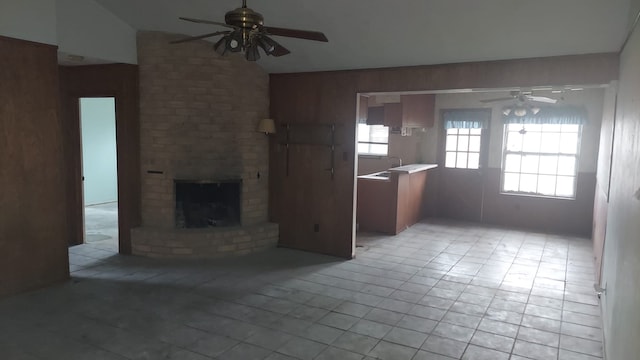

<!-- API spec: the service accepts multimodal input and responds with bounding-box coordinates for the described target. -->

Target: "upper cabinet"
[368,94,436,129]
[358,95,369,123]
[401,94,435,128]
[367,106,384,125]
[384,103,403,128]
[364,94,435,129]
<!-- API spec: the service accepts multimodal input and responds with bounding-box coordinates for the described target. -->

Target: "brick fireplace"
[131,31,278,258]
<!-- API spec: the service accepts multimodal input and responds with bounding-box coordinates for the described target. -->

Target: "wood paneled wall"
[0,36,69,296]
[59,64,140,254]
[270,53,619,258]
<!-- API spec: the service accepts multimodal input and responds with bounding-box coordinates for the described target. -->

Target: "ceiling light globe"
[514,108,527,117]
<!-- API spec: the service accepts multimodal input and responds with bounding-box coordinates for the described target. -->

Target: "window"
[502,123,581,198]
[442,108,490,169]
[357,123,388,155]
[445,128,482,169]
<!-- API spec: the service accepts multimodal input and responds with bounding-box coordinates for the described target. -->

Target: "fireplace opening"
[175,179,241,228]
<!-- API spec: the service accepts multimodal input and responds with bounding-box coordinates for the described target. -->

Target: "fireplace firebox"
[175,179,241,228]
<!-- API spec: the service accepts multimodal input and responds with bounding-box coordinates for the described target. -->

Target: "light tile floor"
[1,220,603,359]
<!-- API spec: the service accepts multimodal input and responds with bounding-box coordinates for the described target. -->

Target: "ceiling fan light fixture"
[174,0,328,60]
[245,44,260,61]
[514,107,527,117]
[214,36,229,55]
[502,108,512,116]
[531,107,541,115]
[257,36,277,55]
[224,31,243,52]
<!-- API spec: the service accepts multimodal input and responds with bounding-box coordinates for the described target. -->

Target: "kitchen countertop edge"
[388,163,438,174]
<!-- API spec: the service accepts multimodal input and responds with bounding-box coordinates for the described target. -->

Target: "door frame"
[436,108,492,222]
[59,64,140,254]
[78,96,119,245]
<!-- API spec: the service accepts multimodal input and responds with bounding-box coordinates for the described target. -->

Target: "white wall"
[80,98,118,205]
[56,0,137,64]
[599,7,640,358]
[0,0,137,64]
[0,0,57,45]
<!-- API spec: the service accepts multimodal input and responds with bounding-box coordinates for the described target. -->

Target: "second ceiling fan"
[481,90,559,104]
[172,0,328,61]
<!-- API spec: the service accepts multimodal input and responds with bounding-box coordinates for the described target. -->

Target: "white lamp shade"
[257,118,276,134]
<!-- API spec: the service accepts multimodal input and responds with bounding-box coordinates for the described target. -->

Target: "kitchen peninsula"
[357,164,437,235]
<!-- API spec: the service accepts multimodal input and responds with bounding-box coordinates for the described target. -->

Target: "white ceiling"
[94,0,631,74]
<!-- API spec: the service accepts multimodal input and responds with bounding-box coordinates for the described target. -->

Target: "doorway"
[79,97,119,252]
[438,109,491,222]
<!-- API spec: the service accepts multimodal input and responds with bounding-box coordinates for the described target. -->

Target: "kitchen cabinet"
[357,164,437,235]
[366,94,435,128]
[358,95,369,123]
[401,94,435,128]
[383,103,402,128]
[366,106,384,125]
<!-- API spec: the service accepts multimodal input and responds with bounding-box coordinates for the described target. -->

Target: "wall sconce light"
[257,118,276,135]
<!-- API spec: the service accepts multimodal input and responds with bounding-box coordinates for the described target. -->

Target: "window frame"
[357,123,389,156]
[500,123,582,199]
[439,108,491,171]
[444,127,484,169]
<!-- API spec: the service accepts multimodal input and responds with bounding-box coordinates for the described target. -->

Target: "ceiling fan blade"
[170,31,229,44]
[480,97,515,103]
[179,17,238,29]
[526,95,558,104]
[262,26,328,42]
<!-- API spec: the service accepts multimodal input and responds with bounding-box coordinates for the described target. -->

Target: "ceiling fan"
[481,90,559,104]
[171,0,328,61]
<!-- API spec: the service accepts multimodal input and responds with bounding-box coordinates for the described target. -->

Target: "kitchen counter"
[357,163,437,235]
[388,163,438,174]
[357,163,437,180]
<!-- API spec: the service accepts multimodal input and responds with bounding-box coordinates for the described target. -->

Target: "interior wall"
[59,64,140,252]
[0,0,57,45]
[0,36,69,297]
[599,10,640,359]
[80,97,118,205]
[593,84,617,285]
[270,53,619,258]
[0,0,137,64]
[56,0,137,64]
[429,89,604,236]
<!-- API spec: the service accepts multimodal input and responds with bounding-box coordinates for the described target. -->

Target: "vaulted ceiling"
[95,0,631,73]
